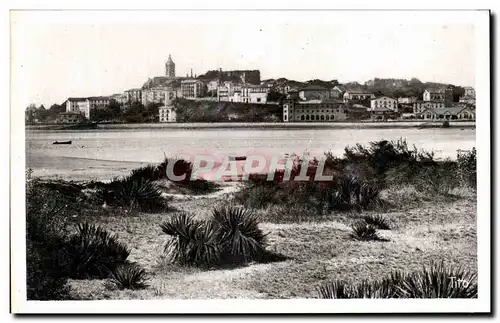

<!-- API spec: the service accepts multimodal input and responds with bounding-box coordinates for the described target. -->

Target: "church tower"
[165,54,175,78]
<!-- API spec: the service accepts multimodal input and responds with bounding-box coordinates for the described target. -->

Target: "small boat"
[53,140,72,145]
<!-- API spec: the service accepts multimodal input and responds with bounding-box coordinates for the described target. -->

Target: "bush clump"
[160,213,220,267]
[110,262,149,290]
[98,175,168,212]
[318,261,477,299]
[65,222,130,279]
[350,221,388,242]
[26,173,72,300]
[160,205,283,267]
[362,214,391,230]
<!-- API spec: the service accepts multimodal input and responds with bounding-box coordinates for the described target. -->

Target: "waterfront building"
[56,111,86,124]
[141,87,169,105]
[87,96,110,110]
[417,106,475,120]
[65,97,90,119]
[283,99,347,122]
[413,101,445,114]
[370,96,398,112]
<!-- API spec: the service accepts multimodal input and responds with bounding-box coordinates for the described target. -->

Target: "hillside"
[173,99,282,122]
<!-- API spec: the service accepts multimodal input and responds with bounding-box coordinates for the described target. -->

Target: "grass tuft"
[350,221,388,242]
[110,262,149,290]
[318,262,477,298]
[362,214,391,230]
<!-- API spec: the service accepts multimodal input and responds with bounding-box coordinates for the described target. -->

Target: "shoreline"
[26,120,476,131]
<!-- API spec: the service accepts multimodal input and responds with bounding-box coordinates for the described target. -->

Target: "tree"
[107,99,121,118]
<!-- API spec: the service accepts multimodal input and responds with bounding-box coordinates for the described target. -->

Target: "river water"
[25,126,476,180]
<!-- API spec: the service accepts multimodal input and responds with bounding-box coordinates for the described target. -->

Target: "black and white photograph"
[9,8,491,314]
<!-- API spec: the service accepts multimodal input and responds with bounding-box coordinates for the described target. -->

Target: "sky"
[11,11,478,107]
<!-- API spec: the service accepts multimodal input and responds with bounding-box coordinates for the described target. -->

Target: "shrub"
[318,262,477,299]
[456,148,477,188]
[110,262,149,290]
[27,239,70,300]
[211,205,267,264]
[362,214,390,230]
[99,175,167,212]
[130,164,161,181]
[160,207,279,267]
[65,222,130,279]
[397,261,478,298]
[26,175,71,300]
[350,221,387,241]
[160,213,220,267]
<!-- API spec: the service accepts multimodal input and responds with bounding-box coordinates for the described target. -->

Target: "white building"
[370,96,398,112]
[283,99,347,122]
[240,84,269,103]
[423,89,445,101]
[65,98,90,118]
[159,106,176,122]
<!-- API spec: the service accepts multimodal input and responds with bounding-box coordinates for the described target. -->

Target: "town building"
[283,99,347,122]
[65,97,90,119]
[165,54,176,78]
[56,111,86,124]
[298,85,330,101]
[216,82,242,102]
[369,106,399,120]
[397,97,418,104]
[464,86,475,97]
[206,79,220,93]
[417,106,475,120]
[87,96,111,110]
[413,101,445,114]
[343,90,375,102]
[141,87,169,106]
[110,93,128,104]
[159,106,176,122]
[330,86,344,99]
[459,86,476,105]
[370,96,398,112]
[346,104,370,120]
[181,79,206,98]
[423,88,446,102]
[240,84,269,104]
[125,89,142,103]
[159,90,177,122]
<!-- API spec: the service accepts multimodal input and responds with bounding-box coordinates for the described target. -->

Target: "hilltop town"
[25,55,476,125]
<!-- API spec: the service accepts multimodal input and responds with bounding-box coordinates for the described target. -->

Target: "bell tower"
[165,54,175,78]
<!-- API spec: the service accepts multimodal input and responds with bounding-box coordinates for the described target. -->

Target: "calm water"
[26,127,476,164]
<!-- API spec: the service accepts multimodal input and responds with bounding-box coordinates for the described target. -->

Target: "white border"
[9,9,491,314]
